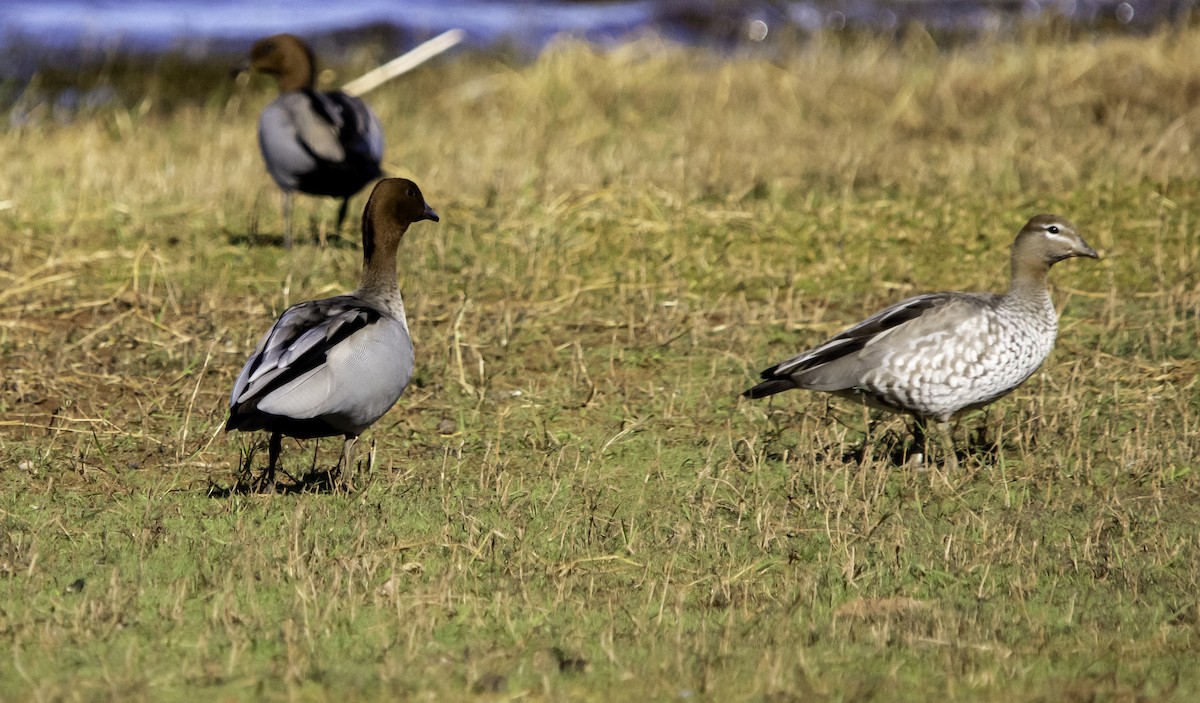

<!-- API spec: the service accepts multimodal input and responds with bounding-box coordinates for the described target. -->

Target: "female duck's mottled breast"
[744,214,1098,425]
[861,293,1060,420]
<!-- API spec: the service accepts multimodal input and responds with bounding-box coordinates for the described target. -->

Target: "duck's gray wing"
[744,292,960,397]
[258,94,321,190]
[227,296,380,429]
[259,90,383,197]
[321,90,383,165]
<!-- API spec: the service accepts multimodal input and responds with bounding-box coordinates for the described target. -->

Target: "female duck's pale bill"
[226,178,438,489]
[744,214,1099,468]
[244,34,385,248]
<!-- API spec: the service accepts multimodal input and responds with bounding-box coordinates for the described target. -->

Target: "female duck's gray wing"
[227,296,382,430]
[744,292,960,398]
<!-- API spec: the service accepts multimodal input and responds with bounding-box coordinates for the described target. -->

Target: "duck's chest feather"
[228,295,413,438]
[859,296,1058,419]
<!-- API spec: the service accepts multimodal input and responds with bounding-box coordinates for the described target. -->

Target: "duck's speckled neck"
[355,285,407,324]
[1002,246,1059,334]
[1007,260,1052,304]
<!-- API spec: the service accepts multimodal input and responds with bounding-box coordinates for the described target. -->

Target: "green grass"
[2,25,1200,701]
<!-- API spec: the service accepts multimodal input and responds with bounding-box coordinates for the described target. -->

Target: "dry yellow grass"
[0,24,1198,701]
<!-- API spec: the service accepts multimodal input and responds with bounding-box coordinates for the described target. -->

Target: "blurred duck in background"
[242,33,384,248]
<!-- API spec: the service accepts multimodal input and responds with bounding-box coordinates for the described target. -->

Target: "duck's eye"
[407,188,416,197]
[1046,225,1060,234]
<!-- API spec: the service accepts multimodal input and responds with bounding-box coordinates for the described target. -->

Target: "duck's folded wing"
[322,91,383,163]
[228,297,381,418]
[763,292,954,380]
[284,90,347,164]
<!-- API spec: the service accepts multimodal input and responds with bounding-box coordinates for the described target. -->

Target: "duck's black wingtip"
[741,378,796,399]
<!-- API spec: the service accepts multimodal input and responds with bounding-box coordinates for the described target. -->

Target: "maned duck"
[744,214,1099,467]
[244,34,384,248]
[227,178,438,489]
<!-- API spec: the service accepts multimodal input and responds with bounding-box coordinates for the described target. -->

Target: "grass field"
[2,23,1199,701]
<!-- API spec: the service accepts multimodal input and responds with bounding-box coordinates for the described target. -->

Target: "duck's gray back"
[807,292,1059,421]
[257,90,383,193]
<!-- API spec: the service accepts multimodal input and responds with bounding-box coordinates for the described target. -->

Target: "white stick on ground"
[341,28,466,97]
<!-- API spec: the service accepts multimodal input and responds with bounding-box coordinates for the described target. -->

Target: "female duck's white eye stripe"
[1044,229,1076,247]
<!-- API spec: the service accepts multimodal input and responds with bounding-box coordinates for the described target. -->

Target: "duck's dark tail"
[741,378,796,399]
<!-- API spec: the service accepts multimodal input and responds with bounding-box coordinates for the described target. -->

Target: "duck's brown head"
[1007,214,1098,296]
[246,34,316,92]
[1014,214,1098,267]
[361,178,439,261]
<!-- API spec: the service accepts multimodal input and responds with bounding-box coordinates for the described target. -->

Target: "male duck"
[227,178,438,488]
[245,34,385,248]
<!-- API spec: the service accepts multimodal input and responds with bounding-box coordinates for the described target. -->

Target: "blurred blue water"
[2,0,1195,57]
[1,1,652,51]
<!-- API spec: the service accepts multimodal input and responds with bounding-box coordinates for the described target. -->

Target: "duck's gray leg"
[908,419,957,471]
[282,191,294,249]
[933,421,958,472]
[335,197,351,234]
[256,431,282,491]
[335,435,359,491]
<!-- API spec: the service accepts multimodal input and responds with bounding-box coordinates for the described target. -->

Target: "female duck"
[227,178,438,488]
[744,214,1099,466]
